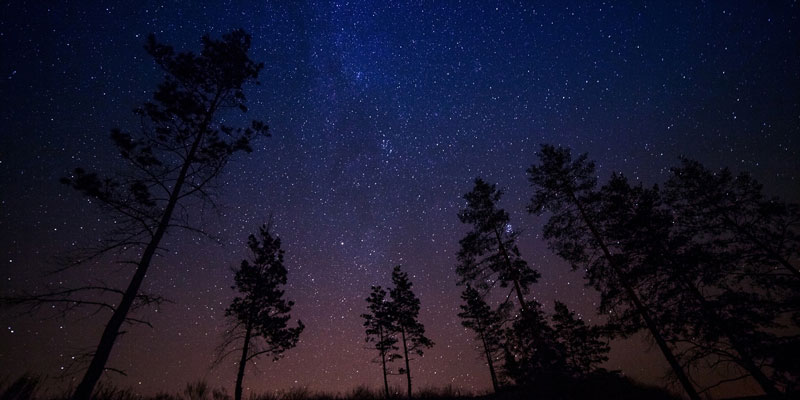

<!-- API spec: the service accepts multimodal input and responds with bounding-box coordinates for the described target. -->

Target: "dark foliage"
[0,29,271,400]
[665,158,800,282]
[551,301,610,378]
[501,300,610,387]
[456,178,540,312]
[217,224,304,400]
[389,266,434,398]
[457,286,510,392]
[495,371,682,400]
[502,303,566,387]
[0,375,40,400]
[587,171,787,395]
[662,160,799,393]
[527,144,800,396]
[362,285,401,398]
[526,144,701,400]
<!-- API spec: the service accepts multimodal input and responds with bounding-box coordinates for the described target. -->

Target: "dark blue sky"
[1,1,798,397]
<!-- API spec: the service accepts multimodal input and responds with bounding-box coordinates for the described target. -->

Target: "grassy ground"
[0,372,690,400]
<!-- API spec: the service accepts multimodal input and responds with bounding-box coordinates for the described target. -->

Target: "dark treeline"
[447,144,798,399]
[1,28,798,400]
[454,176,611,394]
[529,145,798,397]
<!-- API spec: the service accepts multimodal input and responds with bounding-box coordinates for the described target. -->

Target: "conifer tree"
[457,285,509,392]
[531,155,789,394]
[665,161,798,393]
[4,30,270,400]
[551,301,609,377]
[597,172,785,394]
[457,178,540,312]
[527,144,701,400]
[665,158,800,281]
[218,224,304,400]
[502,303,565,386]
[389,266,433,398]
[362,285,400,398]
[623,162,797,394]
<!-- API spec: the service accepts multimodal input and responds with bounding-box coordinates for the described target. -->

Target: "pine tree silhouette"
[551,301,609,377]
[389,266,433,398]
[457,285,509,392]
[527,144,701,400]
[362,285,401,398]
[5,30,270,400]
[217,224,304,400]
[456,178,540,312]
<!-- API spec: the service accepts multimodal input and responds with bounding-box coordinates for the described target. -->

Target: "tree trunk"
[493,228,528,313]
[480,333,499,393]
[71,113,212,400]
[400,327,412,398]
[570,194,701,400]
[733,345,780,395]
[770,253,800,280]
[380,325,390,398]
[681,280,779,395]
[235,324,253,400]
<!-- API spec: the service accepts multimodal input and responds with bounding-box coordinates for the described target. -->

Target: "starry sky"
[1,0,799,397]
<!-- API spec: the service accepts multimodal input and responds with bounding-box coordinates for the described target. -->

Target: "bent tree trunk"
[570,194,701,400]
[728,335,780,395]
[401,328,412,398]
[71,127,208,400]
[680,280,779,395]
[493,228,528,313]
[481,333,499,393]
[235,324,254,400]
[71,237,164,400]
[380,326,390,398]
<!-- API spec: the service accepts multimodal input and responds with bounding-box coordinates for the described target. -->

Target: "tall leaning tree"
[216,224,304,400]
[659,161,795,393]
[456,178,540,312]
[526,144,701,400]
[389,265,433,398]
[596,173,783,394]
[458,285,509,392]
[4,30,269,400]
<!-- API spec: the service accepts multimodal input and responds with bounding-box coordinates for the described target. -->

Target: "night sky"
[1,1,799,397]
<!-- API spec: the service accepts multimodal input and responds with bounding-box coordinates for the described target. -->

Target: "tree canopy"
[220,224,304,400]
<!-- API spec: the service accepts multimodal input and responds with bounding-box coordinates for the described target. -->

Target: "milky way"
[1,1,798,397]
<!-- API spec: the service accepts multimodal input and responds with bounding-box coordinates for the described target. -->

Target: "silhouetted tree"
[526,144,701,400]
[389,266,433,398]
[666,158,800,281]
[457,285,510,392]
[216,224,304,400]
[594,172,789,395]
[502,303,566,386]
[529,154,790,395]
[0,30,269,400]
[362,285,400,398]
[660,161,798,393]
[665,159,799,348]
[551,301,609,377]
[457,178,540,312]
